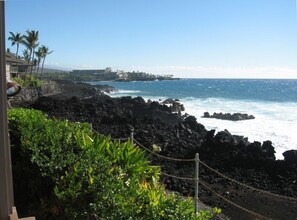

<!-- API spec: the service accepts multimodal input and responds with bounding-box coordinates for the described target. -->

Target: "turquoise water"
[88,79,297,159]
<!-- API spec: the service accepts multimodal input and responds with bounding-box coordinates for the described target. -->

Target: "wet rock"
[283,150,297,165]
[203,112,210,117]
[202,112,255,121]
[162,98,185,112]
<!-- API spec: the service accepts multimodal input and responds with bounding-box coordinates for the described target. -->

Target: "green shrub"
[9,108,91,179]
[12,77,25,87]
[12,76,43,88]
[8,108,220,219]
[9,108,93,218]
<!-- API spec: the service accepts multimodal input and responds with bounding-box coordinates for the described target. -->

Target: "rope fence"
[161,171,194,182]
[133,138,195,162]
[92,128,129,142]
[90,128,297,218]
[198,160,297,201]
[110,137,129,141]
[132,136,297,201]
[199,181,271,220]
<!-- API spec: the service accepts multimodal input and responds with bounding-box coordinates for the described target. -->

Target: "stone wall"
[11,81,59,102]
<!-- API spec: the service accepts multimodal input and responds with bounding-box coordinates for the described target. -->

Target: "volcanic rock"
[283,150,297,165]
[203,112,255,121]
[162,98,185,112]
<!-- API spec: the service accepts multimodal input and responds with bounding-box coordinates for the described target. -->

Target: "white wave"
[181,97,297,159]
[108,89,170,102]
[141,96,170,102]
[108,89,142,97]
[116,89,142,94]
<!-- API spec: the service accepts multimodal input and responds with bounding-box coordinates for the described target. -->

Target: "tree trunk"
[27,49,32,75]
[36,61,40,77]
[41,56,46,74]
[16,44,19,59]
[29,50,35,82]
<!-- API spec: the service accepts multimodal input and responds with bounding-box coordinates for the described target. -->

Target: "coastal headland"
[12,80,297,220]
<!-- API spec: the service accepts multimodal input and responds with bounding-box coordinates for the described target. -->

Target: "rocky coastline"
[11,80,297,220]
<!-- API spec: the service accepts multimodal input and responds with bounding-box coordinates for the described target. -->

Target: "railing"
[92,129,297,219]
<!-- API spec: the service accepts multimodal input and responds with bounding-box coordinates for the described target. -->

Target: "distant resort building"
[5,52,28,80]
[116,70,128,80]
[71,67,113,75]
[70,67,118,80]
[70,67,176,81]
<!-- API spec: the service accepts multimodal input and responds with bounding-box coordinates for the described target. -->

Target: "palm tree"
[22,49,31,62]
[21,49,31,79]
[39,45,53,75]
[22,29,39,80]
[8,32,24,58]
[35,47,43,76]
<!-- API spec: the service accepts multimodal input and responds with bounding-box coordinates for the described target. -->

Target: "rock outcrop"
[283,150,297,166]
[162,98,185,113]
[203,112,255,121]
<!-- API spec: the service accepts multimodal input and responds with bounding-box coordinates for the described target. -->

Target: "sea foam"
[182,97,297,159]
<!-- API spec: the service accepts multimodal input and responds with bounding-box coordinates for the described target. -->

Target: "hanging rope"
[199,181,271,220]
[133,138,195,162]
[161,171,194,181]
[110,137,129,141]
[199,160,297,201]
[92,128,129,142]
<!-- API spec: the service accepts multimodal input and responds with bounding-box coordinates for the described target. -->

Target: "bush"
[12,76,43,88]
[9,108,93,218]
[8,108,220,219]
[12,77,25,87]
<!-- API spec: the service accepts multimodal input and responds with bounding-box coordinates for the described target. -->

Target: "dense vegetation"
[12,75,43,87]
[8,108,220,219]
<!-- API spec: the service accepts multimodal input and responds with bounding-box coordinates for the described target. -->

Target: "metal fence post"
[195,153,199,215]
[130,130,134,145]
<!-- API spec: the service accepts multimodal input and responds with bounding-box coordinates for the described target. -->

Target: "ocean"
[88,79,297,159]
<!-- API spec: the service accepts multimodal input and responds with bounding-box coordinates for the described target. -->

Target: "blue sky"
[5,0,297,78]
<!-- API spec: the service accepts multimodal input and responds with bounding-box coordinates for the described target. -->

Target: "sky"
[4,0,297,78]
